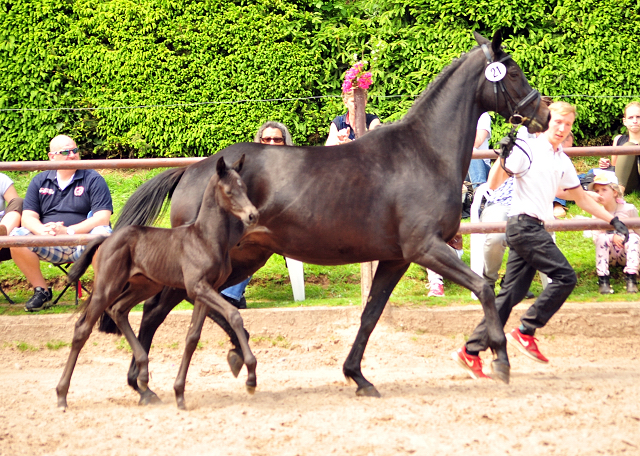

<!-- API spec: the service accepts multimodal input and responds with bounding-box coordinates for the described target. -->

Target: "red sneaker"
[428,283,445,297]
[506,328,549,363]
[451,347,490,380]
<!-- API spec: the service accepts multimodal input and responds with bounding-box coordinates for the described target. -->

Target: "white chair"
[285,257,305,301]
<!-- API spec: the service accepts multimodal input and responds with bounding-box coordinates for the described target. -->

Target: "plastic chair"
[51,262,89,306]
[0,248,14,304]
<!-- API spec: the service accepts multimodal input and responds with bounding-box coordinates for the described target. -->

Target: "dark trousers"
[466,215,577,353]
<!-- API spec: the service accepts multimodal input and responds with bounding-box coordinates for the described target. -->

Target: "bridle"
[481,44,542,130]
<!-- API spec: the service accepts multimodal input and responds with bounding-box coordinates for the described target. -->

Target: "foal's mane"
[402,45,481,122]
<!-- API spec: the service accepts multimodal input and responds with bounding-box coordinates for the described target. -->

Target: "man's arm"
[564,186,614,222]
[556,188,603,204]
[49,210,112,235]
[473,129,490,149]
[21,210,49,236]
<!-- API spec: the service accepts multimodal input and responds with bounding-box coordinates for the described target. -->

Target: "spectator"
[551,131,574,218]
[0,173,23,237]
[467,112,492,190]
[425,234,462,297]
[325,90,381,146]
[220,121,293,310]
[611,101,640,194]
[10,135,113,312]
[588,172,640,294]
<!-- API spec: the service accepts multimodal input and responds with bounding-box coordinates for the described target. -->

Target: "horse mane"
[402,45,481,122]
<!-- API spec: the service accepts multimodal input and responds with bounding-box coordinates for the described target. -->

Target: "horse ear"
[216,156,227,178]
[232,154,245,173]
[473,31,489,46]
[491,30,503,54]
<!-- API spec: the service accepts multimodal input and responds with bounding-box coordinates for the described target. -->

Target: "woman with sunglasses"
[220,121,293,309]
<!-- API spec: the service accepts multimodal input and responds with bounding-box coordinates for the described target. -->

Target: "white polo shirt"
[507,134,580,221]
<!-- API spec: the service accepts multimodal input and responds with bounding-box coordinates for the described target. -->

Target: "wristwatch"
[66,227,75,235]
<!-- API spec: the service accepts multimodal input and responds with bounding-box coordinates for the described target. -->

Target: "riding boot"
[598,276,613,294]
[625,273,638,293]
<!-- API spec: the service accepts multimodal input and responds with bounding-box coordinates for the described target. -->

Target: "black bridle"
[481,44,542,130]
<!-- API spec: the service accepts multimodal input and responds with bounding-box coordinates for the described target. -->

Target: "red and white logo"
[39,188,55,196]
[74,186,85,196]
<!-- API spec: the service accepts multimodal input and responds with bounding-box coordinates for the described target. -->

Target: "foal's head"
[215,155,259,227]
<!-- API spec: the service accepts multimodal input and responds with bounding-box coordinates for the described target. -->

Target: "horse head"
[215,155,259,227]
[474,31,550,133]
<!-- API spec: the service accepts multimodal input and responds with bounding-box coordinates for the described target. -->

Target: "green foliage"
[1,0,639,159]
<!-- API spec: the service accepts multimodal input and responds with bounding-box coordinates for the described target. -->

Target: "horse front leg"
[128,287,187,404]
[415,240,510,383]
[173,301,209,410]
[343,260,410,397]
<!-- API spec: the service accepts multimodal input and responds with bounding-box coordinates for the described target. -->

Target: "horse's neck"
[193,178,231,246]
[405,51,486,177]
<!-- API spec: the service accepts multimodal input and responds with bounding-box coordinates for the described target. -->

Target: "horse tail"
[98,312,121,335]
[113,167,187,231]
[67,236,109,284]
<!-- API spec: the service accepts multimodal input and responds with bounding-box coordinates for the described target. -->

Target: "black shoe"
[598,276,613,294]
[222,294,247,310]
[525,290,535,299]
[625,273,638,293]
[24,287,53,312]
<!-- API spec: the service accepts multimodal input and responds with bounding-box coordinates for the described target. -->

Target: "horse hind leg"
[206,307,248,377]
[343,260,410,398]
[55,294,103,408]
[415,240,510,383]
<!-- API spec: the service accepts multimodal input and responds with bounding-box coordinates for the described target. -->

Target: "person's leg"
[480,203,509,288]
[426,269,444,297]
[0,197,23,235]
[594,232,614,293]
[221,278,251,301]
[615,154,640,195]
[9,227,48,290]
[468,159,491,190]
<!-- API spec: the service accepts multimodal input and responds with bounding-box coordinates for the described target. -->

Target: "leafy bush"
[1,0,639,160]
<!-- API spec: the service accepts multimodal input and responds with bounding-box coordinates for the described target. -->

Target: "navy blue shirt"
[332,112,380,140]
[23,169,113,226]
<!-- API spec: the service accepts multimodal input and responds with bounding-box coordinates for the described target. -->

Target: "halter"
[481,44,541,128]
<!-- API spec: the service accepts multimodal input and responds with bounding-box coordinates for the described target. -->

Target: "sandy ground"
[1,302,639,456]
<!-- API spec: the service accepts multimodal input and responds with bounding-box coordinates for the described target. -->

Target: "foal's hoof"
[227,349,244,378]
[355,385,381,398]
[245,384,256,395]
[57,397,68,410]
[491,360,511,384]
[138,389,163,406]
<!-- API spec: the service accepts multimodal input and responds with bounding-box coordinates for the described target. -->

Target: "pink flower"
[357,72,372,90]
[342,63,373,93]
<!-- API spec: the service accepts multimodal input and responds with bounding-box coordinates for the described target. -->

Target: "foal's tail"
[113,167,187,231]
[67,236,109,284]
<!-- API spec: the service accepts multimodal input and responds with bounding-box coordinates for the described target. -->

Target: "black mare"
[56,156,259,409]
[114,32,550,399]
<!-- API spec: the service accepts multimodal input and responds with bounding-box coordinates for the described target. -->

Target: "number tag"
[485,62,507,82]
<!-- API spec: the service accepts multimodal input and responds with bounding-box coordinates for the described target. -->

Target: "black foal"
[56,155,259,409]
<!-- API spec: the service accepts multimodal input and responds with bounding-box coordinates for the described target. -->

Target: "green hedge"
[1,0,639,160]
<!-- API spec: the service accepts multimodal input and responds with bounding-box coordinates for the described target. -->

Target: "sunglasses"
[260,137,285,144]
[51,148,79,156]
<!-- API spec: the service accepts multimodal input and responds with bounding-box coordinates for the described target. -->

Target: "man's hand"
[336,127,352,144]
[585,190,604,204]
[41,222,64,236]
[610,216,630,244]
[599,157,611,169]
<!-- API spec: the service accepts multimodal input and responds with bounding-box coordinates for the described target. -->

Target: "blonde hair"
[610,183,623,199]
[342,89,368,103]
[548,101,577,118]
[624,101,640,117]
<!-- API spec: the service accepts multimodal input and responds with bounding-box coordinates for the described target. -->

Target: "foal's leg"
[173,301,209,410]
[110,285,162,405]
[56,294,106,408]
[127,287,187,397]
[413,240,510,383]
[343,260,410,397]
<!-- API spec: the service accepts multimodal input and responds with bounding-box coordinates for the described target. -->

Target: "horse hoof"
[138,390,163,406]
[356,385,381,398]
[57,398,68,410]
[491,360,510,384]
[227,350,244,378]
[246,384,256,395]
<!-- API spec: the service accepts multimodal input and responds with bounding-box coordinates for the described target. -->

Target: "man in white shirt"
[453,102,629,380]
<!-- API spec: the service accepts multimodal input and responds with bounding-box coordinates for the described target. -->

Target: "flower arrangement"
[342,61,373,93]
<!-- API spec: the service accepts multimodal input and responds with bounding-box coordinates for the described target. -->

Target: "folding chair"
[51,262,89,306]
[0,248,14,304]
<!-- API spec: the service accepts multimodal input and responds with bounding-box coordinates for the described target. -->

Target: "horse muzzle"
[242,210,259,227]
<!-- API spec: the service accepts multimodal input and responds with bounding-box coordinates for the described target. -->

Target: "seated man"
[10,135,113,312]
